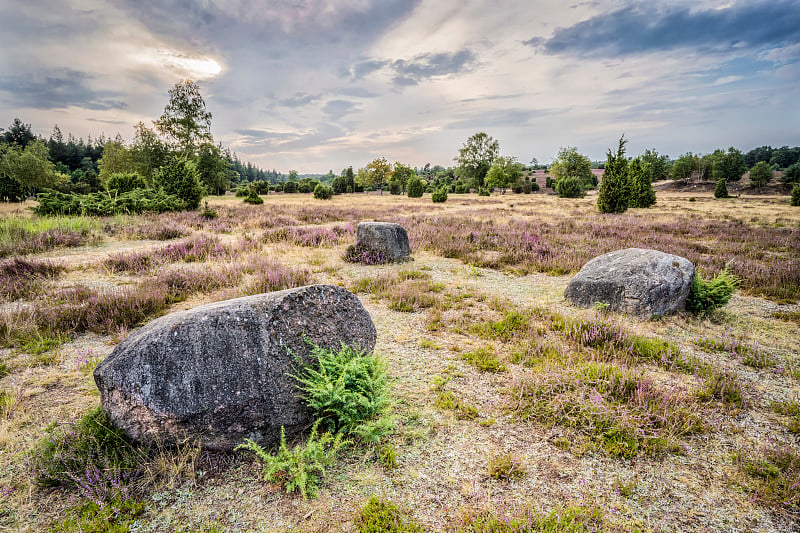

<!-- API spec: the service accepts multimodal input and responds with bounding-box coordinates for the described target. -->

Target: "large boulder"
[94,284,376,451]
[564,248,695,317]
[357,222,410,262]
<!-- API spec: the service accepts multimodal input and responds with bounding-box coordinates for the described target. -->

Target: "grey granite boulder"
[94,284,376,451]
[357,222,410,262]
[564,248,695,317]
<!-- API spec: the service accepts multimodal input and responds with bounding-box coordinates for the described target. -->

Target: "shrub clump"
[313,183,333,200]
[406,176,424,198]
[792,184,800,207]
[431,187,448,203]
[243,189,263,204]
[686,268,739,313]
[343,242,391,265]
[714,178,729,199]
[34,189,186,216]
[356,497,425,533]
[555,176,586,198]
[106,172,147,194]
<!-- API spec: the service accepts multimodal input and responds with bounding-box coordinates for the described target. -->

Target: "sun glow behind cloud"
[135,49,222,80]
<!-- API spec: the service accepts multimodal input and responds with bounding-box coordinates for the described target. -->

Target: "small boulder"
[356,222,411,262]
[94,284,376,451]
[564,248,694,317]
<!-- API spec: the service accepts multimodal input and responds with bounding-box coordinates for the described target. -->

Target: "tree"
[98,141,136,185]
[131,122,168,183]
[712,147,746,182]
[769,145,800,169]
[391,162,415,193]
[313,183,333,199]
[597,135,629,213]
[714,177,728,198]
[283,180,298,193]
[748,161,772,188]
[782,162,800,184]
[345,166,355,193]
[628,157,656,208]
[454,132,499,188]
[431,187,448,203]
[362,158,391,193]
[550,147,593,189]
[485,156,523,194]
[154,156,204,209]
[555,176,585,198]
[640,149,670,182]
[671,152,698,181]
[196,143,228,195]
[407,175,424,198]
[106,172,147,193]
[154,80,213,156]
[792,184,800,206]
[1,118,36,148]
[0,139,63,197]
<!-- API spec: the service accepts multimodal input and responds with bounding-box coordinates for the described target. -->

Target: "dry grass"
[0,190,798,532]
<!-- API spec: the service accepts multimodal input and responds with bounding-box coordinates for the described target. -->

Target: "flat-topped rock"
[356,222,410,262]
[564,248,695,317]
[94,284,376,451]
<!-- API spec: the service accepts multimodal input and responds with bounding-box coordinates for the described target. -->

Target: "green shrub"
[792,184,800,207]
[782,162,800,184]
[406,176,424,198]
[487,452,526,481]
[431,188,448,203]
[461,346,506,373]
[243,190,263,204]
[628,157,656,208]
[477,187,491,196]
[283,181,298,193]
[597,136,629,213]
[154,156,204,209]
[50,496,144,533]
[555,176,586,198]
[749,161,773,187]
[236,421,345,499]
[234,186,250,197]
[106,172,147,194]
[686,268,739,313]
[293,343,391,441]
[34,188,186,216]
[313,183,333,200]
[356,497,425,533]
[714,178,728,198]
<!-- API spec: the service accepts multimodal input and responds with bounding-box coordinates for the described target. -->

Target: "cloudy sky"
[1,0,798,172]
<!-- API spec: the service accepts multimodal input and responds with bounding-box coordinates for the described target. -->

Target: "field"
[1,189,799,532]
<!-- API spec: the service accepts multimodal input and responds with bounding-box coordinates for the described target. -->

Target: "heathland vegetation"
[0,81,799,532]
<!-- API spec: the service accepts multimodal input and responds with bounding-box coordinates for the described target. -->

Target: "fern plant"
[236,421,345,499]
[293,343,391,442]
[686,268,739,313]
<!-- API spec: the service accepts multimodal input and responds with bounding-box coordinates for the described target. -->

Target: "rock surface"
[94,284,376,451]
[564,248,695,317]
[357,222,410,262]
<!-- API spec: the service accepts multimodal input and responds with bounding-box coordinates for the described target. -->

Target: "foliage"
[406,175,424,198]
[196,143,229,195]
[50,496,144,533]
[670,152,698,180]
[628,156,656,208]
[792,184,800,206]
[713,177,728,198]
[34,189,186,216]
[361,158,392,191]
[686,268,739,313]
[431,187,448,203]
[597,135,629,213]
[243,189,263,204]
[461,346,506,373]
[487,452,526,481]
[737,444,800,514]
[106,172,146,194]
[748,161,772,187]
[153,155,204,209]
[640,148,670,182]
[390,162,416,193]
[313,183,333,200]
[554,176,586,198]
[461,504,603,533]
[356,497,426,533]
[98,142,136,184]
[1,118,36,147]
[711,147,746,182]
[550,147,593,188]
[236,421,345,499]
[773,400,800,434]
[293,343,390,440]
[283,180,298,193]
[0,139,63,197]
[485,156,523,194]
[154,79,213,155]
[131,122,168,182]
[782,162,800,184]
[455,132,499,188]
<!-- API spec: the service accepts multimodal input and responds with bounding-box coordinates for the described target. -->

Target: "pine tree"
[791,184,800,206]
[714,177,728,199]
[154,156,204,209]
[628,157,656,208]
[597,135,629,213]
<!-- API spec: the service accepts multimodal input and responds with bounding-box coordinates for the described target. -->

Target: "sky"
[0,0,798,173]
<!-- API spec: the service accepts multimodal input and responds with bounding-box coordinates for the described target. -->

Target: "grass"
[0,215,101,257]
[773,400,800,433]
[736,443,800,514]
[696,367,748,409]
[0,257,64,302]
[694,335,774,368]
[461,346,506,373]
[356,497,425,533]
[487,452,526,481]
[512,362,703,457]
[350,273,442,312]
[458,504,603,533]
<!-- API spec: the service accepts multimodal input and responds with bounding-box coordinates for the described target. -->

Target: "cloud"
[529,1,800,57]
[322,100,361,120]
[277,92,323,108]
[445,108,557,130]
[0,69,127,110]
[347,49,477,86]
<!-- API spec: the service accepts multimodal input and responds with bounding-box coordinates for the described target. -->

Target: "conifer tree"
[714,177,728,199]
[628,157,656,208]
[597,135,629,213]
